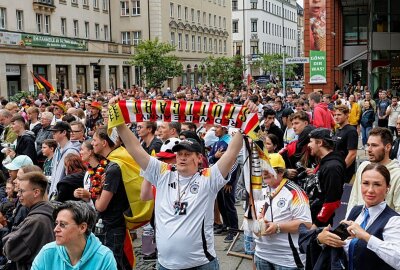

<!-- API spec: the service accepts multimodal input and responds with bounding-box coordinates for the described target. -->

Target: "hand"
[244,99,259,114]
[286,169,298,178]
[74,188,91,200]
[215,149,225,159]
[264,222,278,235]
[306,168,314,176]
[108,96,120,106]
[223,184,232,193]
[341,220,371,242]
[317,226,346,248]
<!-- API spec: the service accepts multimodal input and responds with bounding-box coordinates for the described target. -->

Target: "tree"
[201,55,245,89]
[253,53,296,80]
[130,39,183,88]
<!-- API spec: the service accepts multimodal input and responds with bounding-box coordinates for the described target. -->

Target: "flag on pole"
[30,71,44,91]
[37,75,56,94]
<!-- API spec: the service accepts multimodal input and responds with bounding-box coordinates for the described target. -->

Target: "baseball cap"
[156,138,181,159]
[90,101,102,110]
[48,121,72,132]
[4,155,33,171]
[172,138,202,153]
[268,153,286,169]
[308,128,335,142]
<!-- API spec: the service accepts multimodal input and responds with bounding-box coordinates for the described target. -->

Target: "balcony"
[122,45,131,54]
[33,0,56,12]
[108,44,119,53]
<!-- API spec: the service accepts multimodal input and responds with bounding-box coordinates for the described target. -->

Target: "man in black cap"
[48,121,80,200]
[307,128,345,226]
[112,98,257,269]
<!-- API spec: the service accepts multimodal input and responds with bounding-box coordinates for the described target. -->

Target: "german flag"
[30,71,44,92]
[37,75,56,94]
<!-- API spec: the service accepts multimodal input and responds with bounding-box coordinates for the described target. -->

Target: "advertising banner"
[309,0,326,84]
[0,31,87,51]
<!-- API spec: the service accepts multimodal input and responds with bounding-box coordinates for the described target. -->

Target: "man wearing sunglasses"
[3,171,54,270]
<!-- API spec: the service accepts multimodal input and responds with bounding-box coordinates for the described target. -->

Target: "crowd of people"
[0,82,398,270]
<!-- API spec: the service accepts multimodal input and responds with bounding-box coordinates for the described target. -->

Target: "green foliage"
[254,53,296,80]
[202,55,245,89]
[130,39,183,88]
[9,91,31,103]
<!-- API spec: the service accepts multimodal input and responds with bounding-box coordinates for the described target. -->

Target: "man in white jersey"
[111,97,257,270]
[254,153,312,269]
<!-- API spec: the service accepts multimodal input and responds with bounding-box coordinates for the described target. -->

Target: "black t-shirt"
[333,124,358,181]
[99,162,129,229]
[141,136,162,155]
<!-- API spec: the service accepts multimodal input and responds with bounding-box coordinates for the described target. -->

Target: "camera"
[295,162,308,179]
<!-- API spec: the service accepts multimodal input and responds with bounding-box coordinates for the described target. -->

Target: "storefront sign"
[0,31,87,51]
[309,0,326,84]
[6,65,20,76]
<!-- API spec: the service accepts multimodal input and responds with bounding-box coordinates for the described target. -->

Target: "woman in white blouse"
[317,163,400,270]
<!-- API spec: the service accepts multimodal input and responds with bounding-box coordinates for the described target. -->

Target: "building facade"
[0,0,232,98]
[110,0,232,88]
[232,0,298,77]
[297,3,304,57]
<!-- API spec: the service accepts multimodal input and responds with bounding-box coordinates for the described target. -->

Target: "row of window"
[232,19,296,40]
[260,42,297,56]
[120,0,140,16]
[61,0,109,11]
[208,0,226,6]
[170,32,227,54]
[121,31,141,45]
[232,0,296,22]
[169,3,227,30]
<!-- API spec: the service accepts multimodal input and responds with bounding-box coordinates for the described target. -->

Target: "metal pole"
[282,1,286,96]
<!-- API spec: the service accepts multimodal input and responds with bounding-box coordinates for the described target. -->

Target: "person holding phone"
[312,164,400,270]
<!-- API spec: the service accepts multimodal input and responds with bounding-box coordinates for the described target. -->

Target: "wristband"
[276,223,281,234]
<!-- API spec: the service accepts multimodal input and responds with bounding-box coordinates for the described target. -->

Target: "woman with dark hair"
[302,163,400,270]
[73,139,106,206]
[264,133,280,153]
[32,201,117,269]
[56,154,86,202]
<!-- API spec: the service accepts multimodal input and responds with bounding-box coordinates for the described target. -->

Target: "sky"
[297,0,303,8]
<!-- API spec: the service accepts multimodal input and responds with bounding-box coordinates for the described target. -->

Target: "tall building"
[0,0,232,97]
[304,0,400,94]
[231,0,298,77]
[110,0,232,88]
[297,3,304,57]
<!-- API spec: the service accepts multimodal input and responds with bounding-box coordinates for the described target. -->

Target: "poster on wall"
[309,0,327,84]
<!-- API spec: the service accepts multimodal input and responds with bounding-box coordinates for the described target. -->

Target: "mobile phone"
[332,223,350,240]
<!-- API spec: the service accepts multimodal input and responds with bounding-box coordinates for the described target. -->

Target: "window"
[122,31,130,44]
[73,20,79,37]
[95,23,100,39]
[85,21,89,38]
[250,41,258,54]
[223,40,227,53]
[0,8,6,29]
[232,0,238,10]
[177,5,181,19]
[223,17,226,29]
[170,3,174,18]
[232,20,238,33]
[72,0,78,5]
[44,15,51,34]
[170,32,175,46]
[203,12,206,25]
[251,0,257,9]
[93,0,98,8]
[185,34,189,50]
[178,33,182,50]
[209,38,212,52]
[83,0,89,6]
[61,18,67,36]
[16,10,23,31]
[191,35,195,51]
[132,0,140,15]
[121,1,129,16]
[102,0,108,10]
[104,25,109,40]
[219,16,221,27]
[203,37,207,51]
[184,7,188,21]
[214,15,216,26]
[251,19,257,32]
[197,36,201,51]
[36,14,42,33]
[133,31,141,45]
[208,14,211,25]
[213,39,217,53]
[197,10,200,23]
[219,40,222,53]
[191,8,194,22]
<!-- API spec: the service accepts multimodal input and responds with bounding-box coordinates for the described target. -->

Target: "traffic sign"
[285,57,309,64]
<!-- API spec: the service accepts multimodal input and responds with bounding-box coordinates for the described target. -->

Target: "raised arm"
[109,97,150,170]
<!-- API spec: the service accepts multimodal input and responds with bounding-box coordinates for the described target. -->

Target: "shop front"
[6,64,21,97]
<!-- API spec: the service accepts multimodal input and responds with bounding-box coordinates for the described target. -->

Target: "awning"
[337,50,368,69]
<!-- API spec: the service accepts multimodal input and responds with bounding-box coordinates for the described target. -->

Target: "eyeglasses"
[17,188,37,195]
[54,221,77,229]
[71,130,83,133]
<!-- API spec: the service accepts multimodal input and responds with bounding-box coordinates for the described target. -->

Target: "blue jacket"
[31,233,117,270]
[208,134,231,165]
[360,108,375,128]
